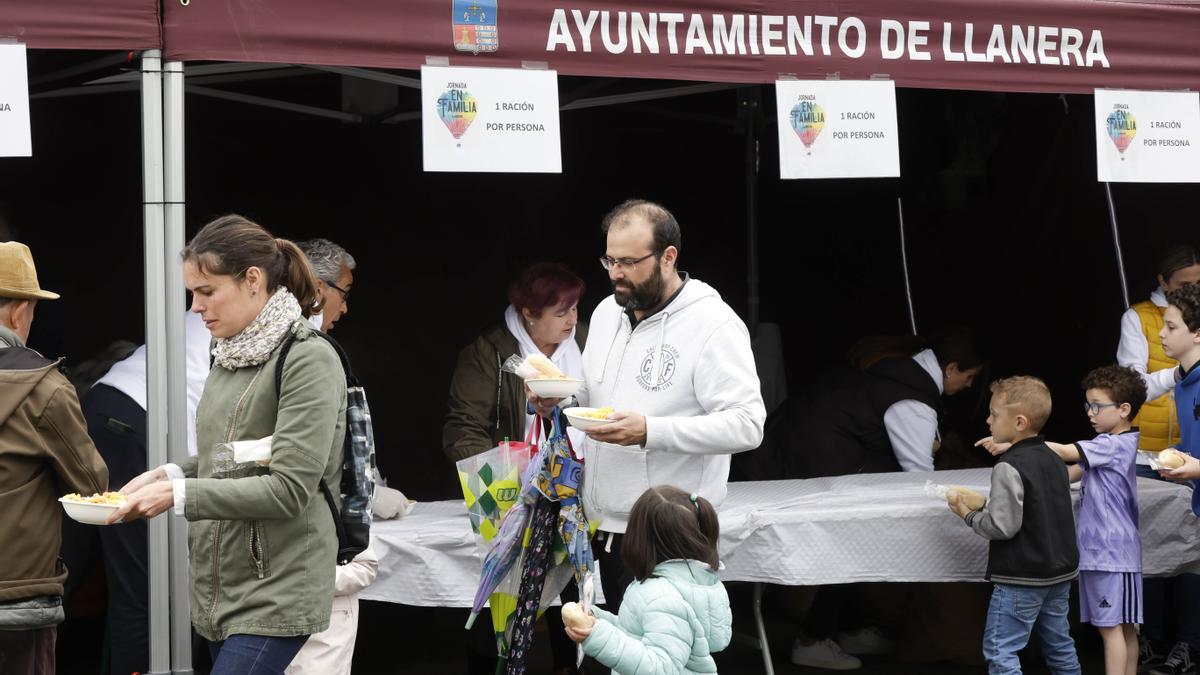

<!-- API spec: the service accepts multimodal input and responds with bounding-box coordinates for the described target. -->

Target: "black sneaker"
[1142,639,1167,669]
[1151,642,1197,675]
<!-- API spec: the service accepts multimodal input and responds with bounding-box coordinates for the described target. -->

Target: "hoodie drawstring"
[597,313,625,385]
[649,311,670,388]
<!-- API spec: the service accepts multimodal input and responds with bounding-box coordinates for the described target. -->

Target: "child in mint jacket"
[565,486,732,674]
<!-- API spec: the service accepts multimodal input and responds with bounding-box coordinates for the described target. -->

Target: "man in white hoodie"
[560,199,766,610]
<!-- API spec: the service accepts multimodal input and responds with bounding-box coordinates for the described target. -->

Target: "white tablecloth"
[361,469,1200,607]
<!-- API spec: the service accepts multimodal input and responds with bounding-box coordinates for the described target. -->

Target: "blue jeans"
[208,634,309,675]
[983,581,1080,675]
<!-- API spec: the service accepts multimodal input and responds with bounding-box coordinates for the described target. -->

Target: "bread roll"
[526,354,566,379]
[946,486,987,511]
[1159,449,1187,470]
[560,602,592,629]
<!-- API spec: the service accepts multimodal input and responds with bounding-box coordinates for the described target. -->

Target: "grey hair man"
[298,238,356,332]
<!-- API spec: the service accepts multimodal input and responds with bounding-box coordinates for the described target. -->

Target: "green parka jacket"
[176,321,346,641]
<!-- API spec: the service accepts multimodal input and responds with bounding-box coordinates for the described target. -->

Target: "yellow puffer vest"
[1132,300,1179,451]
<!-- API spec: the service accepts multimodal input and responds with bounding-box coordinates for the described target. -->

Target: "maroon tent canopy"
[0,0,160,51]
[161,0,1200,94]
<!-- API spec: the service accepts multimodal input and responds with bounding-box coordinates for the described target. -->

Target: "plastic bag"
[503,354,542,380]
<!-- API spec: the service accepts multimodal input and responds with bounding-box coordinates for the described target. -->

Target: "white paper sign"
[1095,89,1200,183]
[0,44,31,157]
[776,80,899,179]
[422,65,561,173]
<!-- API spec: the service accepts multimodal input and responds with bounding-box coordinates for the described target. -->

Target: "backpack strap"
[273,329,300,402]
[272,325,353,562]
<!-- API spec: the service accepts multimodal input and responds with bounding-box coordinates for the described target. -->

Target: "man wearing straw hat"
[0,241,108,675]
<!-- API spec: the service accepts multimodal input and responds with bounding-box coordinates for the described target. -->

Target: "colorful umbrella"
[457,438,538,650]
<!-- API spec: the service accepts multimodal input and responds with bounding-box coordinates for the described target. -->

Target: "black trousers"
[595,532,636,614]
[60,384,150,675]
[802,585,861,641]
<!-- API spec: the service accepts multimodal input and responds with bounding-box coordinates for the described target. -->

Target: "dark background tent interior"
[4,50,1196,500]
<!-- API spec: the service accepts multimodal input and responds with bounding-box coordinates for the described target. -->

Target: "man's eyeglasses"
[328,281,350,301]
[599,253,655,271]
[1083,402,1119,415]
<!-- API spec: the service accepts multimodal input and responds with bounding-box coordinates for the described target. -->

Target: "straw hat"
[0,242,60,300]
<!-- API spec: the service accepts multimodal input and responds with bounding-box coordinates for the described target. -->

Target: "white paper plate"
[526,378,581,399]
[563,407,615,430]
[59,497,121,525]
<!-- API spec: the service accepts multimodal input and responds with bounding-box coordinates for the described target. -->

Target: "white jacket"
[284,546,380,675]
[578,277,765,533]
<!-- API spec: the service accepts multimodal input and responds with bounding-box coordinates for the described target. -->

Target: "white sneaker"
[791,638,863,670]
[837,626,894,655]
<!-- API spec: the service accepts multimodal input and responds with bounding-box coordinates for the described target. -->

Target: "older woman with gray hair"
[298,238,356,332]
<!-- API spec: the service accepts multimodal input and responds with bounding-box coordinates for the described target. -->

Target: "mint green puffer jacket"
[583,560,732,675]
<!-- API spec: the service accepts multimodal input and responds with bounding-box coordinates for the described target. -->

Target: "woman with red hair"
[444,262,587,462]
[444,262,587,674]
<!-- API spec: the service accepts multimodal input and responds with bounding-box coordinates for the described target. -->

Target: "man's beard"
[613,269,666,311]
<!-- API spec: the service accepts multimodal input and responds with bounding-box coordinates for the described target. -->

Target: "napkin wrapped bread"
[1159,449,1187,470]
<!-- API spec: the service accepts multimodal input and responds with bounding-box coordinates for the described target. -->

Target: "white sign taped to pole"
[1095,89,1200,183]
[776,79,899,179]
[422,65,561,173]
[0,44,31,157]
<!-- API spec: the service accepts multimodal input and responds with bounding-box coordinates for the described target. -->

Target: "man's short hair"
[0,297,10,310]
[601,199,681,258]
[297,238,356,285]
[990,376,1052,433]
[1167,283,1200,333]
[1081,365,1147,420]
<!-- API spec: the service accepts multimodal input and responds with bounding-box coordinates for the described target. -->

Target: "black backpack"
[275,329,376,565]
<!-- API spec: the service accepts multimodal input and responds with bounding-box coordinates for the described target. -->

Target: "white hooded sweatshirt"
[578,277,766,533]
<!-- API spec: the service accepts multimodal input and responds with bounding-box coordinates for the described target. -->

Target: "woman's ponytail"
[275,238,323,318]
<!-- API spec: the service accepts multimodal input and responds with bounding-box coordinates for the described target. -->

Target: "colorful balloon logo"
[790,100,825,151]
[437,88,477,140]
[1106,109,1137,154]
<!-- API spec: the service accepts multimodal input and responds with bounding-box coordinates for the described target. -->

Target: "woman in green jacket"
[113,215,347,675]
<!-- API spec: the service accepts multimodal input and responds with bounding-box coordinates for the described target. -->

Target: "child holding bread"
[980,365,1146,675]
[560,486,731,674]
[1148,283,1200,675]
[1156,284,1200,489]
[950,376,1081,675]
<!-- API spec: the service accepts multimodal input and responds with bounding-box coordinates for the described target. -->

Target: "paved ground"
[56,581,1110,674]
[348,585,1109,675]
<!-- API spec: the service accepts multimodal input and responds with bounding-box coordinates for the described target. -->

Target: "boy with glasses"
[981,365,1145,675]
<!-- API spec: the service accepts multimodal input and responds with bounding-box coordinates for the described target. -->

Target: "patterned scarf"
[211,287,302,370]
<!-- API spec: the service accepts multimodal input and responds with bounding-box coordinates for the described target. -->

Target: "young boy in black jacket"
[950,376,1081,674]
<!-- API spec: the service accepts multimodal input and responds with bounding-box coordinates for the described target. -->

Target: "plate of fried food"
[60,492,127,525]
[563,406,616,430]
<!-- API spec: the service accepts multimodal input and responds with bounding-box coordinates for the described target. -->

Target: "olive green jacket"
[177,321,346,641]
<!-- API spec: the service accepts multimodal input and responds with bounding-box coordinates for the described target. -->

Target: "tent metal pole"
[141,48,171,675]
[1104,183,1131,309]
[897,197,918,336]
[306,64,421,89]
[164,59,193,675]
[742,91,760,333]
[187,85,363,123]
[560,82,739,111]
[29,51,131,87]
